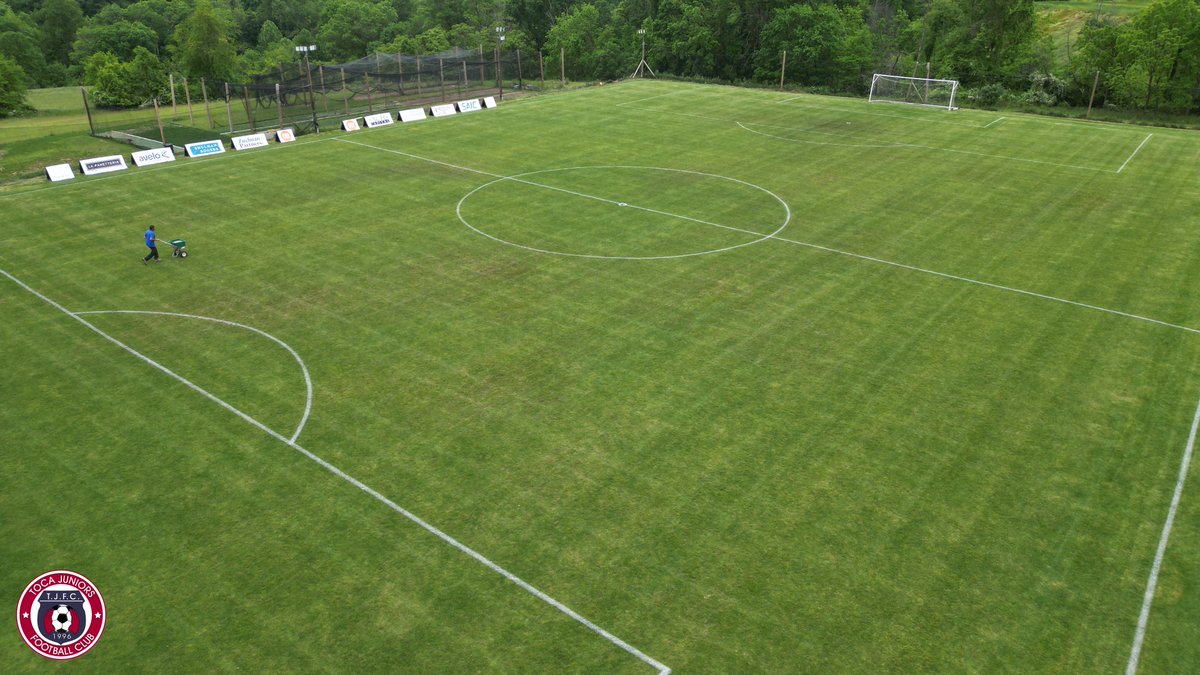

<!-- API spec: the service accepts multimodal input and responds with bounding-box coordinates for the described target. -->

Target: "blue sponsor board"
[185,140,226,158]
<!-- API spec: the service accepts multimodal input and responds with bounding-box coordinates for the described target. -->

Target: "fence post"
[80,86,94,135]
[169,72,177,118]
[224,82,234,133]
[397,52,403,95]
[461,60,468,95]
[479,45,485,86]
[561,47,565,85]
[153,97,165,144]
[779,50,787,90]
[319,66,328,112]
[244,85,255,131]
[516,50,524,92]
[201,77,214,129]
[365,73,373,113]
[439,58,446,102]
[416,56,422,96]
[341,68,349,115]
[183,77,194,126]
[1086,69,1101,119]
[276,83,283,127]
[539,51,545,90]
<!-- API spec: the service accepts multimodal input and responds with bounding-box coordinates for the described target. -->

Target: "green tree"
[648,0,719,78]
[37,0,83,66]
[0,52,28,115]
[0,0,46,85]
[544,3,603,80]
[71,20,159,63]
[317,0,399,61]
[173,0,237,82]
[755,3,874,90]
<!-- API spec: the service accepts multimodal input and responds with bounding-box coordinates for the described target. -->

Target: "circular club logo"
[16,570,105,660]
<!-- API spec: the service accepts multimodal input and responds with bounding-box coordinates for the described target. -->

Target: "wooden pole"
[201,77,213,129]
[539,50,545,90]
[365,73,373,113]
[1086,69,1101,119]
[462,60,469,93]
[560,47,565,85]
[925,62,931,103]
[169,72,177,118]
[439,58,446,102]
[516,49,524,91]
[779,50,787,90]
[153,97,165,143]
[479,45,485,87]
[224,82,234,132]
[183,77,194,126]
[80,86,94,135]
[397,52,403,94]
[319,66,328,112]
[244,85,255,131]
[416,56,422,96]
[341,68,349,115]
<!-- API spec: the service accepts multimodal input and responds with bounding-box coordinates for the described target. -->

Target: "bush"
[969,83,1006,108]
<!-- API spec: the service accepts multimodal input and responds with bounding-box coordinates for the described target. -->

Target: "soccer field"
[3,80,1199,672]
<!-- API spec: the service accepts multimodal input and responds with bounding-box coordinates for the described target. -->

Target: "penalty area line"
[1118,133,1153,173]
[0,266,671,675]
[1126,393,1199,674]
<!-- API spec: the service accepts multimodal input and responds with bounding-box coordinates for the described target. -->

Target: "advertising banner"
[483,96,498,108]
[276,128,296,142]
[131,147,176,167]
[79,155,129,176]
[45,163,75,182]
[185,140,225,158]
[398,108,427,122]
[364,112,394,128]
[457,99,482,113]
[430,104,457,118]
[342,118,361,131]
[232,133,269,150]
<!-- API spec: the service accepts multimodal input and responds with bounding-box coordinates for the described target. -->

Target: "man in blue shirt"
[143,225,159,263]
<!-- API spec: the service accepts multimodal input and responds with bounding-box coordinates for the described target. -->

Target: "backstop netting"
[868,74,959,110]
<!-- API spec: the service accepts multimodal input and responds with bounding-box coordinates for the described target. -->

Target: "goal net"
[868,74,959,110]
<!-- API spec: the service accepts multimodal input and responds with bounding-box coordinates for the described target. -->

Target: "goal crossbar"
[869,74,959,111]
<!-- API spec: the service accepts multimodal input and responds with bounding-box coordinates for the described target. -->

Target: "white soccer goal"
[868,74,960,111]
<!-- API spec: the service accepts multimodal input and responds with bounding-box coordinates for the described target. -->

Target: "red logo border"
[15,570,106,661]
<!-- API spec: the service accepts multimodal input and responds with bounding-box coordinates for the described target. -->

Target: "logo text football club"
[15,570,106,660]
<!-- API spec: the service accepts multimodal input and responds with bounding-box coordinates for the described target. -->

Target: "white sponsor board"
[185,140,225,157]
[79,155,129,176]
[430,104,457,118]
[398,107,427,122]
[131,147,176,167]
[45,163,75,182]
[276,128,296,143]
[232,133,269,150]
[342,118,361,131]
[457,98,482,113]
[363,112,394,128]
[483,96,498,108]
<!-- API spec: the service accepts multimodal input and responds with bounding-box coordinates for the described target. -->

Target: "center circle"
[456,166,791,260]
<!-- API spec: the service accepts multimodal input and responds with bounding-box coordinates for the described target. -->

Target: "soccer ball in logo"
[50,605,73,632]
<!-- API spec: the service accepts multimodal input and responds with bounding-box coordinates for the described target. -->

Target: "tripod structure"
[630,29,655,79]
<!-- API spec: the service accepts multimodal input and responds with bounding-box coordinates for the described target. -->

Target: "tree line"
[1,0,1199,117]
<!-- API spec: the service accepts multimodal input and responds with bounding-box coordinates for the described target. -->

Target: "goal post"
[868,73,960,111]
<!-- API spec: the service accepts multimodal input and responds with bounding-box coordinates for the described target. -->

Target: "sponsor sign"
[430,104,457,118]
[398,107,427,123]
[184,140,225,158]
[45,164,75,182]
[457,98,482,113]
[79,155,128,176]
[131,147,175,167]
[363,112,394,128]
[232,133,269,151]
[342,118,361,131]
[16,570,106,660]
[276,128,296,143]
[483,96,498,108]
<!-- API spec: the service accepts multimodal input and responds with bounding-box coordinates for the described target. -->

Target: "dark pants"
[143,246,158,261]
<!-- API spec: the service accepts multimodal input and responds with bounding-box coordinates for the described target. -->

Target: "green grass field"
[3,80,1198,672]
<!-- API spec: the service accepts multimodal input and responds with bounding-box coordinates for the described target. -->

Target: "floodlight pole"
[495,26,506,100]
[296,45,319,133]
[631,29,655,79]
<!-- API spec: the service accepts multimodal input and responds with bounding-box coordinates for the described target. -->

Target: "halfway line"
[0,267,671,675]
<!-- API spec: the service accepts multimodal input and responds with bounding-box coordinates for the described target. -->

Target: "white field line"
[75,309,313,443]
[774,96,987,128]
[1118,133,1154,173]
[615,89,691,107]
[340,138,1200,336]
[0,267,671,675]
[735,121,1117,173]
[983,117,1007,129]
[1126,394,1200,675]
